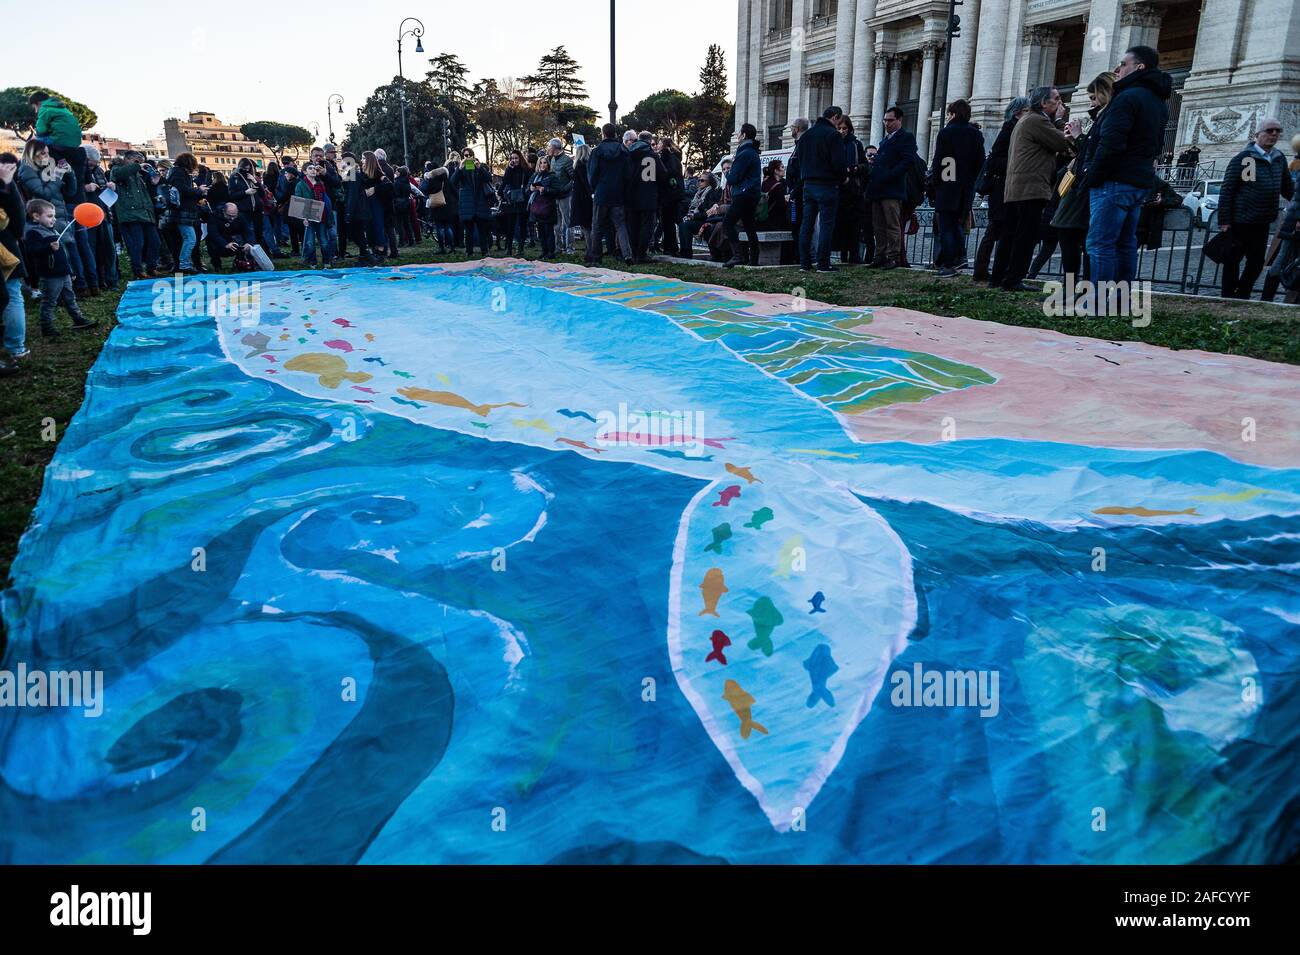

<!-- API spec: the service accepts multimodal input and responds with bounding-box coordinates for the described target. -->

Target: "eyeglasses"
[1262,127,1282,134]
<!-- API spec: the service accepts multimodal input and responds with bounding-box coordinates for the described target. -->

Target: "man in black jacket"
[929,99,986,276]
[626,131,666,262]
[1084,45,1171,282]
[786,117,809,237]
[587,124,634,265]
[798,106,849,271]
[1217,117,1293,299]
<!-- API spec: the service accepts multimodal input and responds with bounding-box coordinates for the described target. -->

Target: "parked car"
[1187,178,1223,226]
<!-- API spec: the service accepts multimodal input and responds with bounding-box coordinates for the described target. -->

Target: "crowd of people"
[4,50,1300,374]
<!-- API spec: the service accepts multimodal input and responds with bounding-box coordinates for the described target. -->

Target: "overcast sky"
[9,2,737,144]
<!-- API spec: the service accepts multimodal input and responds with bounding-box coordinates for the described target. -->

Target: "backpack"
[904,155,926,208]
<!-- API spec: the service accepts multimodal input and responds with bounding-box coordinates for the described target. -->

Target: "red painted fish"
[352,385,377,394]
[324,339,354,353]
[705,629,731,666]
[712,485,742,507]
[332,318,355,328]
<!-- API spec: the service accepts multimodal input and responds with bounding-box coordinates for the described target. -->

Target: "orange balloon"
[73,202,105,228]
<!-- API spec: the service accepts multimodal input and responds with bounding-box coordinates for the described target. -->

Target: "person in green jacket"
[30,91,86,194]
[109,152,163,278]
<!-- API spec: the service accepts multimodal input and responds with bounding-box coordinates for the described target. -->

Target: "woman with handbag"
[228,158,264,249]
[499,151,529,257]
[420,163,453,253]
[1045,73,1115,281]
[526,156,560,260]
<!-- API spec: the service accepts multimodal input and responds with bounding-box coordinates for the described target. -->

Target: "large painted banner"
[2,262,1297,864]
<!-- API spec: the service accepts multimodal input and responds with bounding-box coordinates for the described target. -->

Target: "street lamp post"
[607,0,617,126]
[327,94,344,144]
[397,17,425,166]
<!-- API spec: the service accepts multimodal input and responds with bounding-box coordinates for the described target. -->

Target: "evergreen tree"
[688,45,735,167]
[521,46,598,132]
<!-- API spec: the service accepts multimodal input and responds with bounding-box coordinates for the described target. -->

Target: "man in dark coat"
[1217,117,1293,298]
[1084,45,1172,281]
[587,124,634,265]
[786,117,809,237]
[796,107,848,271]
[626,131,666,262]
[929,99,986,275]
[723,123,763,267]
[973,98,1028,280]
[863,105,917,269]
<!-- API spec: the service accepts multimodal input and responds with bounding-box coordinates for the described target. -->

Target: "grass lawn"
[2,242,1297,636]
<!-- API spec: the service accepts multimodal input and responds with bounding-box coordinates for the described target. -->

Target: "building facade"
[163,112,277,170]
[736,0,1300,168]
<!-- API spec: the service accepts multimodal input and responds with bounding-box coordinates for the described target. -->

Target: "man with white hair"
[1218,116,1294,299]
[547,138,575,255]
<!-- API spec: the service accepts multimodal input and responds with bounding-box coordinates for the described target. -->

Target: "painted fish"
[1093,506,1199,517]
[722,680,768,739]
[352,386,377,394]
[773,535,804,578]
[324,339,355,353]
[392,370,414,379]
[557,408,598,423]
[283,353,373,389]
[597,431,735,450]
[802,645,839,708]
[705,629,731,666]
[698,567,728,617]
[746,596,784,656]
[725,463,761,485]
[808,590,826,614]
[555,437,606,453]
[788,448,860,459]
[648,449,714,462]
[512,418,557,435]
[713,485,742,507]
[363,356,388,366]
[364,333,375,342]
[1190,488,1269,503]
[241,331,276,358]
[332,318,355,328]
[391,396,424,409]
[704,522,732,554]
[396,387,527,417]
[744,506,774,530]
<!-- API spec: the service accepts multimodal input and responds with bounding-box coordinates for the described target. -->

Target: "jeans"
[1087,181,1147,282]
[462,218,490,256]
[177,225,197,270]
[120,221,161,275]
[73,223,98,287]
[262,212,281,253]
[303,221,334,266]
[555,194,573,252]
[935,209,966,267]
[432,221,454,251]
[800,184,840,268]
[3,277,26,353]
[39,275,86,331]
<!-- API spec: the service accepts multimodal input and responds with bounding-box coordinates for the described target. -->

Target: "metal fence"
[897,205,1281,299]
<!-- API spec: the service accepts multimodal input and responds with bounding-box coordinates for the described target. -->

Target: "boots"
[723,240,745,269]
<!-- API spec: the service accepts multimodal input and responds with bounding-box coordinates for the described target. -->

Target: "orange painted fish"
[554,437,606,453]
[725,463,761,484]
[698,567,728,617]
[722,679,768,739]
[396,387,526,417]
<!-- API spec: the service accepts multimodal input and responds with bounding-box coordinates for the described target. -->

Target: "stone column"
[1117,2,1164,54]
[871,50,891,144]
[1039,28,1063,90]
[916,41,942,161]
[888,54,905,108]
[850,1,879,128]
[1016,26,1055,93]
[832,0,858,110]
[749,0,765,136]
[736,0,752,127]
[786,0,810,132]
[1079,0,1123,85]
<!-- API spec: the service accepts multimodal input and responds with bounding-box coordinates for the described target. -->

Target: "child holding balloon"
[23,199,99,338]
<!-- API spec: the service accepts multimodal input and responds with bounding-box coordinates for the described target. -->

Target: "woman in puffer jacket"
[159,152,207,274]
[18,139,98,294]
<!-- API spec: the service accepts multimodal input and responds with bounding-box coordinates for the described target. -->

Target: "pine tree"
[699,44,728,101]
[427,53,473,108]
[688,46,735,167]
[521,46,598,131]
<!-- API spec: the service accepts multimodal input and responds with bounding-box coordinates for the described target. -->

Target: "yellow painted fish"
[512,418,557,435]
[1093,506,1199,517]
[1190,488,1269,503]
[725,463,762,484]
[396,387,526,417]
[698,567,728,617]
[722,679,769,739]
[788,448,859,459]
[283,353,372,389]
